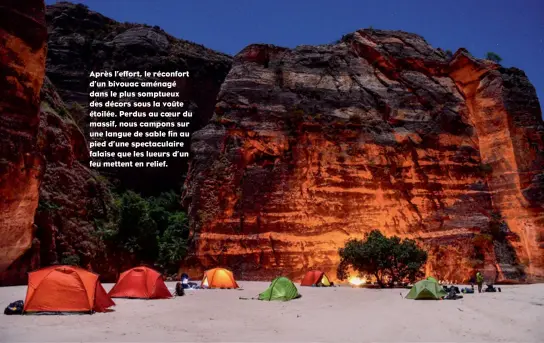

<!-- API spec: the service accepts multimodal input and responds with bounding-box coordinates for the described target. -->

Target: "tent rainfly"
[23,265,115,314]
[300,270,332,287]
[201,268,239,289]
[109,266,172,299]
[405,279,446,300]
[259,277,301,301]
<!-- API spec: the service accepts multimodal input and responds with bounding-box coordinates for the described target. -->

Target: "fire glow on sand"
[348,276,366,287]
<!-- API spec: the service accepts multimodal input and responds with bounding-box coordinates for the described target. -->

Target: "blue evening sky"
[47,0,543,105]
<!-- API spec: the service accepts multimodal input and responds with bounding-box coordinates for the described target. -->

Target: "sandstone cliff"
[45,2,232,194]
[1,2,233,284]
[183,30,544,282]
[0,0,47,274]
[0,76,119,285]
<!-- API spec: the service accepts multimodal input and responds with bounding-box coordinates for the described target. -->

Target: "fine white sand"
[1,281,543,342]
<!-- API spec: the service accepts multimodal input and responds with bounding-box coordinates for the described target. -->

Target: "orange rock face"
[0,76,121,285]
[0,0,47,273]
[183,30,544,282]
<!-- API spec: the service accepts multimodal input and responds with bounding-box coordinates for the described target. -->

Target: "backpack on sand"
[4,300,24,315]
[175,282,185,296]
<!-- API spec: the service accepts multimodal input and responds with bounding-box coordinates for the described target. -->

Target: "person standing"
[476,271,484,293]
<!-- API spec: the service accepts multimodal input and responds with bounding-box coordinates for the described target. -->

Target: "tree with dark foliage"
[485,52,503,63]
[98,190,189,272]
[337,230,428,287]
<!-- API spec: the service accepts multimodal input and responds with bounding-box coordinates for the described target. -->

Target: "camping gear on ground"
[201,268,239,289]
[300,270,332,287]
[175,282,185,296]
[484,284,501,293]
[442,285,460,294]
[444,288,464,300]
[109,266,172,299]
[23,265,114,314]
[258,277,301,301]
[461,287,474,294]
[405,279,447,300]
[4,300,24,315]
[180,273,190,289]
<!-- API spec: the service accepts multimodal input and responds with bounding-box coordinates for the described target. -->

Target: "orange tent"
[108,266,172,299]
[300,270,332,287]
[23,265,115,314]
[201,268,239,289]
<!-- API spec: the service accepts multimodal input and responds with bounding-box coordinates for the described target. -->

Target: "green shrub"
[102,190,189,268]
[337,230,428,287]
[61,253,80,266]
[158,212,190,273]
[485,52,503,63]
[38,199,62,212]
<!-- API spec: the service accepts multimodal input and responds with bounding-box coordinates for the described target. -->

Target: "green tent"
[426,276,438,283]
[405,279,446,300]
[258,277,301,301]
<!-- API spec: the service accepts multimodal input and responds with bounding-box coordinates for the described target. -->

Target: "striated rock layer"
[183,30,544,282]
[0,0,47,274]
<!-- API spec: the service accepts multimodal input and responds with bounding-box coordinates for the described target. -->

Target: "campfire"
[348,276,366,287]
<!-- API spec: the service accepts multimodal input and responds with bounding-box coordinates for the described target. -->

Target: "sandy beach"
[1,281,542,342]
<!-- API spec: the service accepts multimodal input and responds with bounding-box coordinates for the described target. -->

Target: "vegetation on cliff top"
[485,51,503,63]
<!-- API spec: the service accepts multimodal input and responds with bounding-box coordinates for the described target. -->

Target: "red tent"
[23,265,115,314]
[300,270,332,287]
[109,266,172,299]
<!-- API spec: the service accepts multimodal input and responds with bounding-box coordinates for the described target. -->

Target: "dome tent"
[426,276,438,283]
[108,266,172,299]
[23,265,115,314]
[201,268,239,289]
[406,279,447,300]
[259,277,301,301]
[300,270,332,287]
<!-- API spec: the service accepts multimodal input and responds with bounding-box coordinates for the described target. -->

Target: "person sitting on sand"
[180,273,189,289]
[476,272,484,293]
[461,284,474,294]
